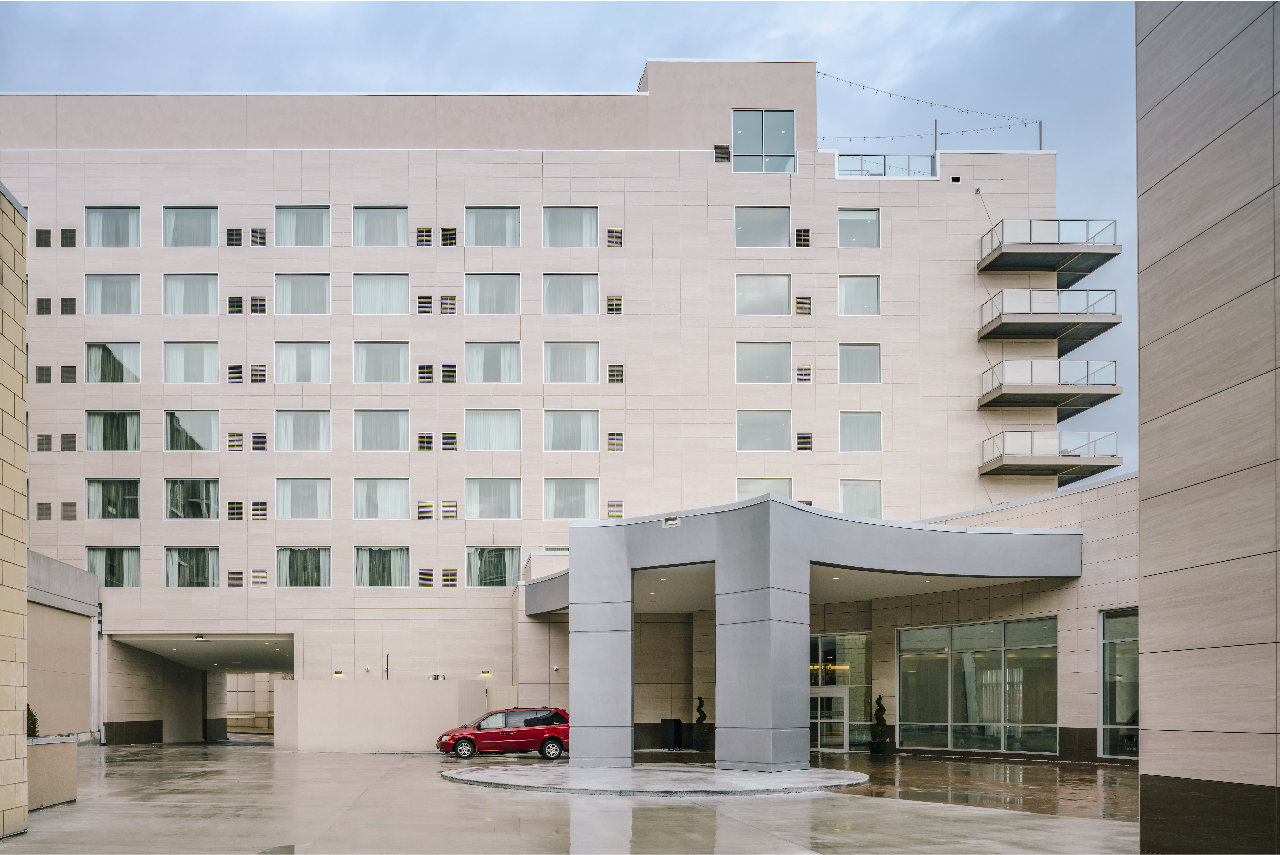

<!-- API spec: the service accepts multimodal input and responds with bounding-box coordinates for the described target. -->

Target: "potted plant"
[868,694,888,755]
[693,696,710,752]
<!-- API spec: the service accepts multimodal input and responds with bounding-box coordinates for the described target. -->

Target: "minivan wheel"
[454,739,476,759]
[539,738,563,760]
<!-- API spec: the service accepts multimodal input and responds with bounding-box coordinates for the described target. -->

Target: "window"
[163,207,218,247]
[1101,609,1138,758]
[35,230,50,248]
[731,109,796,173]
[354,410,409,451]
[165,479,219,520]
[165,547,219,588]
[352,274,410,315]
[543,207,598,248]
[737,478,791,501]
[35,367,50,384]
[465,207,519,247]
[465,342,521,383]
[737,342,791,383]
[543,274,598,315]
[736,411,791,451]
[85,275,140,315]
[36,503,50,521]
[275,342,330,384]
[276,479,331,520]
[839,276,880,315]
[163,342,218,383]
[61,503,77,521]
[86,343,140,383]
[840,412,882,452]
[465,410,520,451]
[87,479,139,519]
[898,618,1057,752]
[840,480,881,517]
[86,412,139,451]
[735,207,790,248]
[275,207,330,247]
[466,546,520,587]
[161,274,218,315]
[36,299,50,315]
[60,433,76,452]
[276,547,330,588]
[544,478,598,519]
[736,275,791,315]
[276,411,331,452]
[810,633,874,750]
[165,411,218,451]
[227,228,242,246]
[36,435,51,452]
[85,207,139,247]
[353,207,408,247]
[87,547,140,588]
[353,342,409,383]
[276,274,330,314]
[355,547,411,587]
[544,410,598,451]
[465,274,520,315]
[61,366,77,384]
[60,297,76,315]
[839,344,881,383]
[465,479,521,519]
[839,210,880,248]
[544,342,598,383]
[61,229,76,248]
[353,479,410,519]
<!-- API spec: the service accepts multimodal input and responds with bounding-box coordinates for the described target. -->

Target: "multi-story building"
[0,60,1130,759]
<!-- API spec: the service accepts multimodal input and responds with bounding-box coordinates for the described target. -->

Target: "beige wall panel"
[1136,1,1179,44]
[1140,554,1278,653]
[1142,644,1278,732]
[26,603,90,736]
[1140,728,1278,786]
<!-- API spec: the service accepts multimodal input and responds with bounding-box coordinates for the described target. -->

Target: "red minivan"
[437,708,569,759]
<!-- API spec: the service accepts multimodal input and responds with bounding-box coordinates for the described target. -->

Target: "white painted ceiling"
[112,634,294,673]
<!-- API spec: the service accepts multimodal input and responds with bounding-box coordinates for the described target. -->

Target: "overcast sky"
[0,0,1137,482]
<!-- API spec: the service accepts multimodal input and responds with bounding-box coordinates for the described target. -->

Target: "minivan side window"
[478,713,506,729]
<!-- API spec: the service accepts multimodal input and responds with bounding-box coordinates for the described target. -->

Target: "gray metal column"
[713,501,810,771]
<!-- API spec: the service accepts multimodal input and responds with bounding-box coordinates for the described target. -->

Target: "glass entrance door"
[809,632,872,752]
[811,686,848,750]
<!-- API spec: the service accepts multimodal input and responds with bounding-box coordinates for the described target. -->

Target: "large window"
[735,207,790,247]
[163,207,217,247]
[839,276,880,315]
[543,274,598,315]
[276,274,330,314]
[276,342,330,384]
[736,410,791,451]
[87,411,139,451]
[543,207,598,248]
[276,547,330,588]
[839,344,881,383]
[898,618,1058,753]
[544,342,598,383]
[276,206,330,247]
[544,410,598,451]
[86,207,139,248]
[839,210,880,248]
[86,343,140,384]
[466,546,520,587]
[465,342,521,383]
[465,479,521,520]
[276,411,331,452]
[736,342,791,383]
[163,274,217,315]
[354,410,409,451]
[164,547,219,588]
[737,478,791,501]
[166,411,218,451]
[86,275,140,315]
[731,110,795,173]
[840,480,881,518]
[276,479,331,520]
[352,274,409,315]
[465,274,520,315]
[354,342,409,383]
[353,479,410,519]
[165,479,218,520]
[465,410,520,451]
[810,633,873,750]
[355,547,411,587]
[87,547,140,588]
[544,478,598,519]
[353,207,408,247]
[736,275,790,315]
[465,207,519,247]
[840,412,881,452]
[1101,609,1138,758]
[87,479,139,520]
[164,342,218,383]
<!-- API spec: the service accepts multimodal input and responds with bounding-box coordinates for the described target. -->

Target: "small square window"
[250,228,266,247]
[441,502,458,520]
[34,230,51,248]
[607,432,624,452]
[60,502,76,521]
[226,228,242,246]
[417,504,434,521]
[796,433,813,452]
[228,297,243,315]
[250,296,266,314]
[35,435,51,452]
[417,227,432,246]
[606,296,623,315]
[441,433,458,452]
[417,364,433,383]
[227,501,244,521]
[440,296,456,314]
[731,110,796,173]
[417,296,432,315]
[795,228,810,248]
[250,365,266,383]
[61,298,76,315]
[418,433,434,451]
[228,365,243,383]
[252,433,267,451]
[441,569,458,587]
[606,228,623,248]
[35,367,50,384]
[441,228,457,247]
[35,298,50,315]
[607,364,624,383]
[36,503,51,521]
[61,366,76,384]
[61,434,76,452]
[442,364,457,383]
[227,432,243,451]
[418,568,433,586]
[951,176,962,184]
[60,229,76,248]
[714,145,731,163]
[252,501,268,520]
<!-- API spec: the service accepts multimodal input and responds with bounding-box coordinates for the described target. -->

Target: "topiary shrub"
[869,694,887,742]
[27,704,37,739]
[694,695,709,751]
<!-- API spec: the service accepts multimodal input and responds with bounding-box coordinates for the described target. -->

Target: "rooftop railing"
[979,219,1117,259]
[838,154,935,178]
[979,289,1117,328]
[981,430,1119,465]
[980,360,1117,396]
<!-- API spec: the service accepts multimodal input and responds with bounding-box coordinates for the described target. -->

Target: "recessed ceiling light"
[832,577,839,580]
[660,578,666,581]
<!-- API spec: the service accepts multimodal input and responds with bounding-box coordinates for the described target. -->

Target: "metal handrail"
[979,219,1118,258]
[838,154,935,178]
[979,289,1117,327]
[981,431,1119,464]
[980,360,1117,396]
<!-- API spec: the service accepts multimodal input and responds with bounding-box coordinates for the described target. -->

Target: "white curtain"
[543,207,598,248]
[465,275,520,314]
[736,275,790,316]
[276,479,331,520]
[87,547,140,588]
[465,479,520,519]
[543,274,598,315]
[165,547,218,588]
[277,547,330,587]
[276,275,330,314]
[465,207,519,247]
[544,410,598,451]
[736,342,791,383]
[166,411,218,451]
[86,208,139,247]
[465,410,520,451]
[354,410,409,451]
[736,478,791,501]
[163,275,217,315]
[465,547,520,587]
[87,411,139,451]
[354,479,410,519]
[839,344,881,384]
[86,275,140,315]
[841,480,882,518]
[839,276,880,316]
[86,343,141,383]
[164,342,218,383]
[465,342,520,383]
[736,411,791,451]
[275,342,330,383]
[840,412,882,452]
[354,547,410,587]
[544,478,598,519]
[353,208,408,247]
[352,274,410,314]
[276,207,330,247]
[276,411,331,452]
[164,208,217,247]
[354,342,408,383]
[544,342,599,383]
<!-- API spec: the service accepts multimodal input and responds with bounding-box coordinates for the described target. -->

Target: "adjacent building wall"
[102,638,206,744]
[25,604,88,738]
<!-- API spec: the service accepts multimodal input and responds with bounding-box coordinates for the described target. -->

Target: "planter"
[28,737,77,810]
[868,741,886,755]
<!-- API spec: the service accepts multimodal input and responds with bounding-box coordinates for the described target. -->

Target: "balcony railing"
[979,289,1117,328]
[979,219,1117,260]
[980,360,1117,396]
[981,431,1119,465]
[838,154,935,178]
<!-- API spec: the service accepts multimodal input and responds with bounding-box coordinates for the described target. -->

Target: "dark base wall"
[104,720,162,745]
[892,727,1137,766]
[633,722,714,751]
[1141,775,1279,854]
[203,718,227,742]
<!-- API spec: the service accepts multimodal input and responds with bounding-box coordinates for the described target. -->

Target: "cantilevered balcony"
[978,289,1121,356]
[977,220,1120,287]
[979,360,1121,422]
[980,431,1122,486]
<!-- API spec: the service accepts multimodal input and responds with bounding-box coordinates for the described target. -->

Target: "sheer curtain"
[354,547,411,587]
[276,547,330,587]
[354,410,409,451]
[352,274,410,314]
[544,342,599,383]
[465,342,520,383]
[86,275,140,315]
[353,208,408,247]
[87,547,140,588]
[354,342,408,383]
[165,547,218,588]
[86,208,139,247]
[736,411,791,451]
[163,275,217,315]
[276,479,331,520]
[164,342,218,383]
[465,275,520,314]
[544,478,598,519]
[543,207,598,248]
[276,275,330,314]
[86,343,140,383]
[354,479,410,519]
[465,208,519,247]
[465,479,520,519]
[839,276,880,315]
[736,342,791,383]
[543,275,598,315]
[465,547,520,587]
[88,479,139,519]
[165,479,218,519]
[736,478,792,501]
[735,275,791,316]
[163,208,217,247]
[840,412,882,452]
[276,207,330,247]
[276,411,331,452]
[87,411,139,451]
[841,480,882,518]
[839,344,881,383]
[166,411,218,451]
[544,410,598,451]
[275,342,330,383]
[465,410,520,450]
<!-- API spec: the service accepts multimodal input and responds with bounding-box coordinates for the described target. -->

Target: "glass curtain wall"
[810,633,873,750]
[1101,609,1138,758]
[276,547,330,587]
